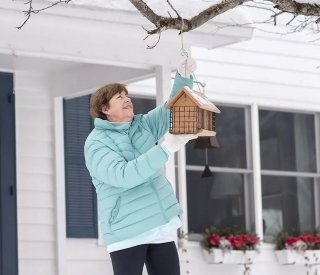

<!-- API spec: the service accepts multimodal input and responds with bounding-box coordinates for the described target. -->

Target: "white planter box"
[275,250,299,264]
[202,248,224,264]
[223,250,257,264]
[275,250,320,265]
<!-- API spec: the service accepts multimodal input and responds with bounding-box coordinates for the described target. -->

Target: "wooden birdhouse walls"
[166,87,221,136]
[170,93,198,134]
[202,110,210,131]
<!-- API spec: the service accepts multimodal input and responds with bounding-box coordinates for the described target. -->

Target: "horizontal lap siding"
[192,34,320,108]
[15,72,56,275]
[66,239,113,275]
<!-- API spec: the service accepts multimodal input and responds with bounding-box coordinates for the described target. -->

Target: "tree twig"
[17,0,72,29]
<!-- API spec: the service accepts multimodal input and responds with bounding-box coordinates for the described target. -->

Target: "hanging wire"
[180,19,189,79]
[205,148,208,164]
[179,19,206,94]
[192,72,206,94]
[180,19,188,58]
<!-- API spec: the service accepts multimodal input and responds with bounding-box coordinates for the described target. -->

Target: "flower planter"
[275,250,301,264]
[224,250,257,264]
[275,250,320,265]
[202,248,224,264]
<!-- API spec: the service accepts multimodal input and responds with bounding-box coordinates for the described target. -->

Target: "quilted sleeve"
[84,139,169,189]
[142,72,193,140]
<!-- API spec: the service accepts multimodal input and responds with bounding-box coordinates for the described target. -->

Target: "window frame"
[179,103,320,243]
[179,103,255,240]
[258,107,320,239]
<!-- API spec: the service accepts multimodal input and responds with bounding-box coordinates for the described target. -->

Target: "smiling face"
[102,91,134,122]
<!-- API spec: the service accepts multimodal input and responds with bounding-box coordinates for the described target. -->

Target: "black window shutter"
[63,95,98,238]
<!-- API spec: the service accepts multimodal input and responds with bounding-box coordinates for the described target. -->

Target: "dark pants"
[110,242,180,275]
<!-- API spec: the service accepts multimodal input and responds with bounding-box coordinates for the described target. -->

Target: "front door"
[0,72,18,275]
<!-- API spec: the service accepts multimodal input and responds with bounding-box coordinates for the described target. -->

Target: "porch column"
[155,66,177,193]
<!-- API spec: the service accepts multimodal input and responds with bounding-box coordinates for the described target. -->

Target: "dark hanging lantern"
[194,136,220,178]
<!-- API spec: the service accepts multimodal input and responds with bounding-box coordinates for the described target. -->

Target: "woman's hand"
[161,133,197,155]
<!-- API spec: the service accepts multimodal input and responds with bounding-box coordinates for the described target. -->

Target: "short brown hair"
[90,83,128,119]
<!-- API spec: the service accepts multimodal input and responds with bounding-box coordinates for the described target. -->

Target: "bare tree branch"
[128,0,320,35]
[129,0,250,34]
[17,0,320,48]
[273,0,320,17]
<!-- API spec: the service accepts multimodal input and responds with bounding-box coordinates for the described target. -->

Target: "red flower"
[285,237,299,246]
[299,235,315,244]
[208,234,221,247]
[224,234,258,250]
[203,229,259,252]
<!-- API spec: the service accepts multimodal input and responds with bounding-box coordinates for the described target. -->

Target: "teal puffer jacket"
[84,73,193,245]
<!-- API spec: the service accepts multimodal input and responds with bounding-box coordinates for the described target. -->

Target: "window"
[259,110,318,241]
[185,105,254,237]
[262,176,315,239]
[63,95,155,238]
[259,110,316,172]
[187,171,246,233]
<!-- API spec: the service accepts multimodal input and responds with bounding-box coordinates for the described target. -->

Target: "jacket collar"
[94,115,141,132]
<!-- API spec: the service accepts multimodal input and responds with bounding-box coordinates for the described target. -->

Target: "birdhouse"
[166,86,221,136]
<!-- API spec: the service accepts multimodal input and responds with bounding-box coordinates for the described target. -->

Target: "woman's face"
[102,91,134,122]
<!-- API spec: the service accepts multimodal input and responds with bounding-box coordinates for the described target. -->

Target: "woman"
[84,57,197,275]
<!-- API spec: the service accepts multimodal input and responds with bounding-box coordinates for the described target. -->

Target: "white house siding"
[192,32,320,108]
[65,239,111,275]
[15,71,57,275]
[3,3,320,274]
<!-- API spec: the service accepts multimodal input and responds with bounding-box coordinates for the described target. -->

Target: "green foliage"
[274,227,320,250]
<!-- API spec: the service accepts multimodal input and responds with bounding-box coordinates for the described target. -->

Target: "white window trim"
[315,114,320,226]
[179,102,320,246]
[54,96,67,275]
[251,103,264,239]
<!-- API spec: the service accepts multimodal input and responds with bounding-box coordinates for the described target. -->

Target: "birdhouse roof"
[166,86,221,113]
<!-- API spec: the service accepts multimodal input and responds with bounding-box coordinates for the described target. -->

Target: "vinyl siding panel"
[191,34,320,110]
[66,240,114,275]
[19,259,57,275]
[15,72,56,275]
[67,260,111,275]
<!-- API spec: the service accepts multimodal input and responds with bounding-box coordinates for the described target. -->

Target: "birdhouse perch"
[166,86,221,136]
